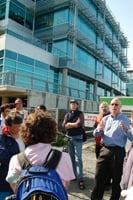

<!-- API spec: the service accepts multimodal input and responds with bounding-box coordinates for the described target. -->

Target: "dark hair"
[5,110,23,126]
[9,103,15,109]
[36,104,47,112]
[21,111,57,146]
[0,104,10,113]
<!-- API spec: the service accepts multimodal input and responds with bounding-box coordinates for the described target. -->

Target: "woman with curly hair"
[6,110,75,193]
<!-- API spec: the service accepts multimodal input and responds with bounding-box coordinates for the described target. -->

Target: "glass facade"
[0,0,6,20]
[126,70,133,96]
[9,0,33,30]
[34,1,128,99]
[0,0,128,102]
[2,50,60,93]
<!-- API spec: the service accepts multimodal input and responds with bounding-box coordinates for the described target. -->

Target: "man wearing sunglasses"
[91,97,133,200]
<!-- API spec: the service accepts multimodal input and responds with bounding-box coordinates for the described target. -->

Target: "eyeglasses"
[111,103,119,106]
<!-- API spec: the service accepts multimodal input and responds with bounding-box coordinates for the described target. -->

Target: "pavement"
[55,137,127,199]
[67,138,112,200]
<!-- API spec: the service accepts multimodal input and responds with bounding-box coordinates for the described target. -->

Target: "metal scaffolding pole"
[72,0,78,64]
[102,0,106,79]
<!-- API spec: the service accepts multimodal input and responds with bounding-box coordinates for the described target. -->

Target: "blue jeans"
[68,135,83,180]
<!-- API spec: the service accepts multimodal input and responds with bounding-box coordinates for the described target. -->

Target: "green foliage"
[53,132,66,147]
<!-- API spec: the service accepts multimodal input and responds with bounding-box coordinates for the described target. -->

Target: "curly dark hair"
[21,111,57,146]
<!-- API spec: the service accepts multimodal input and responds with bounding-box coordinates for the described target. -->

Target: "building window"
[9,0,33,30]
[0,1,6,20]
[9,2,25,25]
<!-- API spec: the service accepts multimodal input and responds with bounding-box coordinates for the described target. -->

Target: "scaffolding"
[35,0,128,82]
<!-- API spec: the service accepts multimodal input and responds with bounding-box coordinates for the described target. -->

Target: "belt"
[104,145,124,151]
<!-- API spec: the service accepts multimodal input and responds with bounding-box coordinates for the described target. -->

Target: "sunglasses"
[111,103,119,106]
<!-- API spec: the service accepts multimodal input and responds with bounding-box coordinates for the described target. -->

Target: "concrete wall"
[0,34,6,50]
[5,34,59,67]
[27,91,45,107]
[27,90,99,113]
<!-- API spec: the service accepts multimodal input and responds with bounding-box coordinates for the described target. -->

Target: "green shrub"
[53,132,66,147]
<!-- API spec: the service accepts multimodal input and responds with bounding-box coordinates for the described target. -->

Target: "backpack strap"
[44,149,62,169]
[17,149,62,170]
[17,151,31,169]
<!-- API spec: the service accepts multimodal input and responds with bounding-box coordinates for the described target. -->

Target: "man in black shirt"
[62,99,85,190]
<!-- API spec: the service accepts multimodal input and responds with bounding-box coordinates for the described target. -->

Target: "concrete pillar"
[111,88,114,96]
[62,68,68,95]
[94,81,98,101]
[2,97,9,104]
[80,100,85,112]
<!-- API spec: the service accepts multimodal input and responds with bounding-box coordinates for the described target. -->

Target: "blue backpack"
[15,149,68,200]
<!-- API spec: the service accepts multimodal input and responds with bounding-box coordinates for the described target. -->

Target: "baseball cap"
[70,99,79,105]
[15,98,23,104]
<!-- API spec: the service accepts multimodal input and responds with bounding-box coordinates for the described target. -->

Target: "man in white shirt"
[14,98,28,120]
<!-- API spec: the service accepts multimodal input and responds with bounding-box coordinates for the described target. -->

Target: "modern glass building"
[0,0,129,110]
[126,69,133,96]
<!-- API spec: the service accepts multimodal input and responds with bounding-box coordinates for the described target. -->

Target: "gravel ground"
[67,139,112,200]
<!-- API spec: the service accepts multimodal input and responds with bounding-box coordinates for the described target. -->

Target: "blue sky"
[106,0,133,69]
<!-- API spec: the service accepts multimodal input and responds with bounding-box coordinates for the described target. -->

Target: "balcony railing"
[0,71,96,101]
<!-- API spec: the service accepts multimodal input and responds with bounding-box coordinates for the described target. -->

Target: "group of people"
[0,98,75,199]
[91,97,133,200]
[0,97,133,200]
[0,98,26,199]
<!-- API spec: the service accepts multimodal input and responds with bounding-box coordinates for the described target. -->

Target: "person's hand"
[121,186,133,200]
[119,120,128,132]
[99,121,106,131]
[65,123,73,129]
[130,122,133,133]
